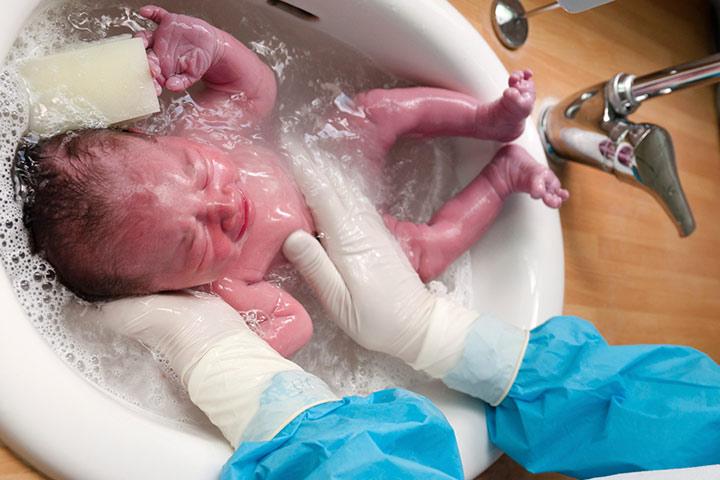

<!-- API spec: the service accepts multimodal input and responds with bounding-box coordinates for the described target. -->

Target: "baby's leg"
[385,145,568,282]
[353,70,535,151]
[212,279,312,357]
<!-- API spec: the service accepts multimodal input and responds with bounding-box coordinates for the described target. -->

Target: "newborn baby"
[27,6,568,357]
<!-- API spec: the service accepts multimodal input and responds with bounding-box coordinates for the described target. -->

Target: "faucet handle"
[629,124,696,237]
[539,89,697,237]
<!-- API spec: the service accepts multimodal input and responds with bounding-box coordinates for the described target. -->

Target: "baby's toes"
[503,86,519,104]
[515,77,536,99]
[502,87,529,114]
[508,70,525,88]
[543,192,563,209]
[543,179,570,208]
[529,175,548,200]
[528,169,555,197]
[545,189,569,208]
[545,172,561,191]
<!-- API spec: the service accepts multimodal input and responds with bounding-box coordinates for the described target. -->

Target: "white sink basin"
[0,1,564,478]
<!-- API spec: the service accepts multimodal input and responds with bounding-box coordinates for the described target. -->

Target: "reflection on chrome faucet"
[539,53,720,237]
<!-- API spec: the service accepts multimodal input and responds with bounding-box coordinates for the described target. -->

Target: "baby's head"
[25,129,246,298]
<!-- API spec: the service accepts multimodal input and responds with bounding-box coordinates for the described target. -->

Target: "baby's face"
[102,134,252,290]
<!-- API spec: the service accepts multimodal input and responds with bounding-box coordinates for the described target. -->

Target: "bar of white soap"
[18,36,160,137]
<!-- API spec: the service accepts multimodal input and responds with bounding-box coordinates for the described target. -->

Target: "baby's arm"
[385,144,568,282]
[139,5,277,117]
[212,279,312,358]
[353,70,535,149]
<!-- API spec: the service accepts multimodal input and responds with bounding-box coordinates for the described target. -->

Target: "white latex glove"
[281,136,529,405]
[66,292,337,447]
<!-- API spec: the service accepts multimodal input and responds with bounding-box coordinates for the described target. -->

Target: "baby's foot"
[382,214,449,283]
[487,144,569,208]
[526,167,570,208]
[477,70,536,142]
[503,70,535,119]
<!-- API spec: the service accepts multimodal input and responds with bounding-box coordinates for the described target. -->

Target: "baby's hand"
[136,5,223,92]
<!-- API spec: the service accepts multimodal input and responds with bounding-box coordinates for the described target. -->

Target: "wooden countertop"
[469,0,720,478]
[2,0,718,478]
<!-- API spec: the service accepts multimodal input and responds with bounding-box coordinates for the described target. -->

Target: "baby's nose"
[208,201,237,228]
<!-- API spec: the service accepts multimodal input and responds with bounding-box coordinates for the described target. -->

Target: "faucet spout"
[632,53,720,105]
[608,54,720,115]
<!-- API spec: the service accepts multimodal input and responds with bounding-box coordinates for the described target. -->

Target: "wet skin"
[78,6,568,357]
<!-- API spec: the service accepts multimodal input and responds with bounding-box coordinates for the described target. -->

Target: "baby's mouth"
[237,191,253,242]
[226,190,253,243]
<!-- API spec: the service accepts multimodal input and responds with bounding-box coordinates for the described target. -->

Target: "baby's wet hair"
[19,129,152,299]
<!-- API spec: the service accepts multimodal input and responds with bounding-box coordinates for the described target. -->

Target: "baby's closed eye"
[181,223,208,271]
[196,157,211,190]
[181,150,210,190]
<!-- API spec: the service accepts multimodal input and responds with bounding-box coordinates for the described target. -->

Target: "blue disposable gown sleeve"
[220,388,464,480]
[486,316,720,479]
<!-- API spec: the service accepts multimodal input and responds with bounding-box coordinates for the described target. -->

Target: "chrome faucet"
[539,53,720,237]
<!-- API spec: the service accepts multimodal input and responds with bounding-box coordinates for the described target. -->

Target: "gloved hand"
[66,292,337,447]
[281,136,529,405]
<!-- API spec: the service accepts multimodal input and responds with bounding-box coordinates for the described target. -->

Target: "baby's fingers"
[146,50,165,95]
[139,5,170,23]
[166,75,193,91]
[165,49,211,91]
[134,29,154,49]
